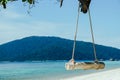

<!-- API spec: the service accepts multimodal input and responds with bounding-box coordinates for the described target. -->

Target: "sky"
[0,0,120,49]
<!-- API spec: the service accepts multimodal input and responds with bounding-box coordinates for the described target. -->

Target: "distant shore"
[62,68,120,80]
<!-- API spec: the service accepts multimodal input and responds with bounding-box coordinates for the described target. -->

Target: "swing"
[65,0,105,70]
[65,59,105,70]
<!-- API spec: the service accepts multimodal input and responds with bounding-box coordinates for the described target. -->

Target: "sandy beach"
[62,68,120,80]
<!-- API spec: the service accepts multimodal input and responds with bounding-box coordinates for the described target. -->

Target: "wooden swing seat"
[65,61,105,70]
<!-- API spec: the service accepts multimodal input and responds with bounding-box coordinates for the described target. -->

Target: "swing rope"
[71,2,98,63]
[71,2,81,60]
[65,0,105,71]
[88,9,98,62]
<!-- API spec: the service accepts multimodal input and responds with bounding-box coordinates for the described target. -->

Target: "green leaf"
[22,0,26,2]
[27,0,32,4]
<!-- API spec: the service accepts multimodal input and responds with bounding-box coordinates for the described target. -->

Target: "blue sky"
[0,0,120,48]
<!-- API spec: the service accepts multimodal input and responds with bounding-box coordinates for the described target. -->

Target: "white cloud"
[0,20,74,44]
[1,19,120,49]
[0,8,27,20]
[0,19,120,49]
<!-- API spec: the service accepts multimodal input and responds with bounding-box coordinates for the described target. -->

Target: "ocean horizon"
[0,61,120,80]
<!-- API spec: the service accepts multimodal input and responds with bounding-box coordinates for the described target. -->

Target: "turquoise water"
[0,61,120,80]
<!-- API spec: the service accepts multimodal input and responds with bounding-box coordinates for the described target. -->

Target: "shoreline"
[62,68,120,80]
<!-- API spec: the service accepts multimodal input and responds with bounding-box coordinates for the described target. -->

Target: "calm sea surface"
[0,61,120,80]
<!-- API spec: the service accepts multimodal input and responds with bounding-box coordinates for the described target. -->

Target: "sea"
[0,61,120,80]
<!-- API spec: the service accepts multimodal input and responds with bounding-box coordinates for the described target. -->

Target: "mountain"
[0,36,120,61]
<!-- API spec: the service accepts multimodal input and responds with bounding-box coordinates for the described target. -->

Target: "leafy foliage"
[0,0,59,9]
[0,0,91,14]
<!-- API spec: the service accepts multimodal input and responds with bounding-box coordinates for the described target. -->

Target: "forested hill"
[0,36,120,61]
